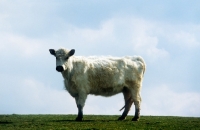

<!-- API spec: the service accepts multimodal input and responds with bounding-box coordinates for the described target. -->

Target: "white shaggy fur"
[49,48,146,121]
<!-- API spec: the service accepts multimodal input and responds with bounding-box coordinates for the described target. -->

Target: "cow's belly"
[89,85,123,97]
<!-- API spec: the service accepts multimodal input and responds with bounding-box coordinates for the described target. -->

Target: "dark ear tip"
[49,49,56,55]
[69,49,75,56]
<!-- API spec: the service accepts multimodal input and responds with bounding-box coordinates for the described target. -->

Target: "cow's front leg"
[75,94,87,121]
[76,104,83,121]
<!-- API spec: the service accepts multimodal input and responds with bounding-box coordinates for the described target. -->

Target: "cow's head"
[49,48,75,72]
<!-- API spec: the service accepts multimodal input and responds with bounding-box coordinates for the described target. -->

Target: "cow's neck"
[61,59,74,80]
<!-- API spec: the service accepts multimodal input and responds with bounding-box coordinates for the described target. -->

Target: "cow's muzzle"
[56,66,64,72]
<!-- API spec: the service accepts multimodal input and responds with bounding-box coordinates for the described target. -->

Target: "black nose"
[56,66,64,72]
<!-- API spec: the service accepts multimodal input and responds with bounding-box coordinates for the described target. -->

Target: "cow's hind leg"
[118,87,133,120]
[130,84,142,121]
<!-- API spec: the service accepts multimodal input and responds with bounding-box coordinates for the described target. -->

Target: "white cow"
[49,48,146,121]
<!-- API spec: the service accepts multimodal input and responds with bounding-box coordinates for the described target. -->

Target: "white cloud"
[0,78,76,114]
[52,17,170,61]
[2,12,199,60]
[172,31,200,48]
[156,23,200,50]
[113,17,170,61]
[0,33,44,58]
[142,85,200,117]
[132,25,169,61]
[69,20,115,44]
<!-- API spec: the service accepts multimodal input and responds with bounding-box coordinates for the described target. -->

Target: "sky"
[0,0,200,117]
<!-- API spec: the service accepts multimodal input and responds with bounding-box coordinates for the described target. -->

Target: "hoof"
[132,117,139,121]
[118,116,126,121]
[75,117,83,121]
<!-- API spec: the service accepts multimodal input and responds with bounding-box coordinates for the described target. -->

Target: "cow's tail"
[119,97,133,111]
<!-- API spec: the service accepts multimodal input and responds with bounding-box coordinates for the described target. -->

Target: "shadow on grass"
[0,121,13,124]
[52,119,119,123]
[51,120,94,123]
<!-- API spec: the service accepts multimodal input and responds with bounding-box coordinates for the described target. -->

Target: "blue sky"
[0,0,200,117]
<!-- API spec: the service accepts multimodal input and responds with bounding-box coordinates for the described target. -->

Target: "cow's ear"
[69,49,75,57]
[49,49,56,56]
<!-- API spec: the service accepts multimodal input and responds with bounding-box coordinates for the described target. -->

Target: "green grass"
[0,115,199,130]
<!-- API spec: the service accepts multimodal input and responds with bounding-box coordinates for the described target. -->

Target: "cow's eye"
[65,57,69,60]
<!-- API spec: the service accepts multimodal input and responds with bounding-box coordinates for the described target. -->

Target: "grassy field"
[0,115,200,130]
